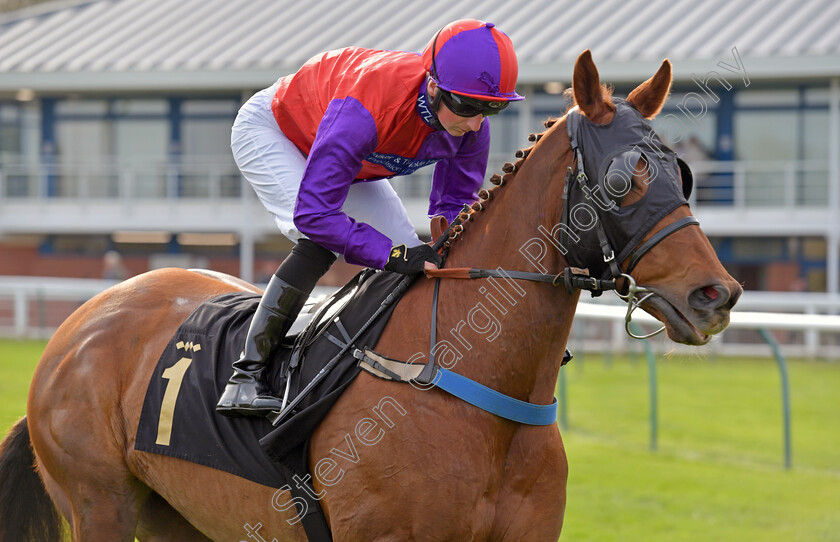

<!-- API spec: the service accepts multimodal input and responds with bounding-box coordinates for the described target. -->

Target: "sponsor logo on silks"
[365,152,439,176]
[416,91,437,128]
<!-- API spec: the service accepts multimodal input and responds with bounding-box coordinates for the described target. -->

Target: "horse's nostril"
[689,284,730,310]
[701,285,719,302]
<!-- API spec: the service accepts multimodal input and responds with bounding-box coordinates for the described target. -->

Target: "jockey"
[217,19,524,417]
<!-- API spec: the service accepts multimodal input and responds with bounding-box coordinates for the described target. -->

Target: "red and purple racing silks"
[271,47,490,268]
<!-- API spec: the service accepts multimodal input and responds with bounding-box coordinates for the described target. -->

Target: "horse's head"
[551,50,742,345]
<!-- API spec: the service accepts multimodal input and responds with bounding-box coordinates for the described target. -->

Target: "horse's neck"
[439,150,578,404]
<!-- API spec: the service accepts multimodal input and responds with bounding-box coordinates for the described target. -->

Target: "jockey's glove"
[384,244,442,275]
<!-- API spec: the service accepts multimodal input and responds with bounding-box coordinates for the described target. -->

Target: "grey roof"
[0,0,839,92]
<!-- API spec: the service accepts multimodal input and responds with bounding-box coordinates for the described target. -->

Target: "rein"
[424,266,665,340]
[424,266,616,292]
[423,216,700,341]
[397,214,563,426]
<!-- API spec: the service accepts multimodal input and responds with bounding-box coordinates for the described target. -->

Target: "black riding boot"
[216,239,337,417]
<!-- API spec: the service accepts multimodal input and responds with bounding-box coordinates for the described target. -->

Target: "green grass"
[0,339,45,435]
[1,341,838,541]
[559,353,840,541]
[561,436,839,541]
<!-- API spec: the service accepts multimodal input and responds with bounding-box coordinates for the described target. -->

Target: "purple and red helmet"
[422,19,524,103]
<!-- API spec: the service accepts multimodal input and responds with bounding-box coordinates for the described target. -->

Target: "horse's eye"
[676,157,694,200]
[602,150,643,205]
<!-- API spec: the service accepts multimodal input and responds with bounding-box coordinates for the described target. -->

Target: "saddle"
[259,268,412,457]
[134,268,410,479]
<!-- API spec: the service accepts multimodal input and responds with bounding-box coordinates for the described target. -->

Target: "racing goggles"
[439,89,509,117]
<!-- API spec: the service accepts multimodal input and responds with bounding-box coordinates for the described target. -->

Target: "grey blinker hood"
[561,98,693,282]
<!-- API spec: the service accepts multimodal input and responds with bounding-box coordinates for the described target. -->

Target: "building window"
[733,87,830,207]
[180,98,240,198]
[654,91,718,154]
[181,118,239,198]
[0,101,41,197]
[45,96,241,199]
[52,98,169,198]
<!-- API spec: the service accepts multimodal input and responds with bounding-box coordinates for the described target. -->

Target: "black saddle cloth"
[134,269,408,486]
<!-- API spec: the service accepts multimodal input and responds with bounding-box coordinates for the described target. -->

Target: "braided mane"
[443,117,560,248]
[443,83,615,247]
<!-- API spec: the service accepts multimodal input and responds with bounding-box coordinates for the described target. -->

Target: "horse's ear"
[572,50,614,123]
[627,59,672,119]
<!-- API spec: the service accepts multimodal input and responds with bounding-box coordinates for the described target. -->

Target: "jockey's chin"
[436,107,484,137]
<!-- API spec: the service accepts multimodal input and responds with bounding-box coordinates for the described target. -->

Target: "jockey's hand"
[384,244,442,275]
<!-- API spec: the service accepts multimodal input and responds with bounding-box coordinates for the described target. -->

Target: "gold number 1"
[155,356,193,446]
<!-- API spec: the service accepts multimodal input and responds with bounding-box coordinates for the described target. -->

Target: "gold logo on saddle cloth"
[176,341,201,352]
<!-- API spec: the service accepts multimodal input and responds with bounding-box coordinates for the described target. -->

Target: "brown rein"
[424,266,618,294]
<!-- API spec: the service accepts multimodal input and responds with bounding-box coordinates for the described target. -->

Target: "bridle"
[426,105,700,340]
[566,109,699,337]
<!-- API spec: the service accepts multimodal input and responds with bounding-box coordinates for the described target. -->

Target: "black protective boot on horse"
[216,239,337,417]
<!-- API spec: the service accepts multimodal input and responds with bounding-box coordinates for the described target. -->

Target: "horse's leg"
[136,493,212,542]
[28,315,153,541]
[31,419,150,541]
[493,427,568,541]
[128,451,308,542]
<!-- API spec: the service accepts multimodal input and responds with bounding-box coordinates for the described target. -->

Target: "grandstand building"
[0,0,838,293]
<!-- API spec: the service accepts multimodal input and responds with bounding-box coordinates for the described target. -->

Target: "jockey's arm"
[292,97,393,269]
[428,118,491,223]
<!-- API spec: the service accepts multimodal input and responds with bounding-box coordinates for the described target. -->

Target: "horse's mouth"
[642,294,711,346]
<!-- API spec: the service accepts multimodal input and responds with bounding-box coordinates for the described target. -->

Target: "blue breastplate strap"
[433,367,558,426]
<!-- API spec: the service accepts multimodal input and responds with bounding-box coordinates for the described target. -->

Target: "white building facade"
[0,0,838,291]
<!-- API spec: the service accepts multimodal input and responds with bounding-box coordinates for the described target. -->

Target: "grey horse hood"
[562,98,692,280]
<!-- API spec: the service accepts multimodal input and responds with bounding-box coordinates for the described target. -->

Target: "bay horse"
[0,50,741,541]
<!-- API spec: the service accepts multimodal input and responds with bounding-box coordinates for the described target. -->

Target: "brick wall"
[0,243,361,286]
